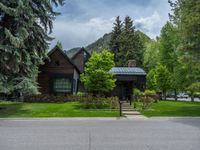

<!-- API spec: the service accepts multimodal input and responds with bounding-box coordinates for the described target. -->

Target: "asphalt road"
[0,118,200,150]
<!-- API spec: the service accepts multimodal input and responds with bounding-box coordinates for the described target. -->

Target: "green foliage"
[143,40,159,70]
[110,16,123,63]
[80,95,119,109]
[159,22,179,72]
[146,69,157,91]
[144,1,200,98]
[147,65,172,99]
[187,82,200,93]
[76,92,86,96]
[144,90,156,95]
[155,65,172,98]
[0,0,64,94]
[80,50,116,94]
[109,16,144,67]
[169,0,200,60]
[56,41,63,50]
[133,88,142,95]
[169,0,200,93]
[24,95,78,103]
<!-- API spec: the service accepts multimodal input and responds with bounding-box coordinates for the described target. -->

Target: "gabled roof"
[48,45,81,73]
[65,47,90,59]
[65,47,81,58]
[110,67,146,75]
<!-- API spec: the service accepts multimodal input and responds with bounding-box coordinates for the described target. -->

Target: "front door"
[121,82,132,101]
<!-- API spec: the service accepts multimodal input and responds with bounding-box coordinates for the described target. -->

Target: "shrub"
[135,89,158,110]
[24,94,81,103]
[144,89,156,95]
[79,95,119,109]
[76,92,86,96]
[133,88,142,95]
[24,94,119,109]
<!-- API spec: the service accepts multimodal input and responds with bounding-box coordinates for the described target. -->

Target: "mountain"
[85,33,112,54]
[66,30,152,57]
[64,47,81,58]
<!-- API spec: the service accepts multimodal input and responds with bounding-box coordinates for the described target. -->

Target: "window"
[51,60,60,66]
[53,78,71,93]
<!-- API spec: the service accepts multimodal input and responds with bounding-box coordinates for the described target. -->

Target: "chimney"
[128,60,136,67]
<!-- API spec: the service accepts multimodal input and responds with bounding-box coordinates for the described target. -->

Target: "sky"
[50,0,171,50]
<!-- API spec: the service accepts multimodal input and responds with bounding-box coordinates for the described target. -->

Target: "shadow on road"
[171,118,200,129]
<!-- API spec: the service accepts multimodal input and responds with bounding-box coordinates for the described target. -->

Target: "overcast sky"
[50,0,171,50]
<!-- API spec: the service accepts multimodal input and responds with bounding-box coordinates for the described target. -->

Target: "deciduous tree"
[80,51,116,95]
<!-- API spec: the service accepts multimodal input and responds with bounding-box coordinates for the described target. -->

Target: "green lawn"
[0,101,119,118]
[136,100,200,117]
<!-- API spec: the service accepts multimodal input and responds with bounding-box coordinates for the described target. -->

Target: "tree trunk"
[163,91,166,100]
[191,92,194,102]
[174,89,177,101]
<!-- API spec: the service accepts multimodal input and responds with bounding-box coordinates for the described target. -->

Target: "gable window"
[51,60,60,66]
[53,78,71,93]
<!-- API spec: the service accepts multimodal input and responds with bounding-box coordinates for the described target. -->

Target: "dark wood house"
[38,47,146,98]
[38,46,88,95]
[109,61,146,101]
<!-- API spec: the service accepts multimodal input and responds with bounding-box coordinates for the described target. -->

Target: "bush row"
[24,95,82,103]
[24,94,119,109]
[80,96,119,109]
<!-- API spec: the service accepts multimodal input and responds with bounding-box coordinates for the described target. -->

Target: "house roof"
[71,47,90,60]
[48,45,81,73]
[110,67,146,75]
[65,47,90,59]
[65,47,81,58]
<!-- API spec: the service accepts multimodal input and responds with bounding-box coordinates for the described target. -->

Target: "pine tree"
[0,0,64,95]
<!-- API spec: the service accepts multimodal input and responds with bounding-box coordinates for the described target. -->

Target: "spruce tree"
[0,0,64,94]
[109,16,123,65]
[119,16,144,67]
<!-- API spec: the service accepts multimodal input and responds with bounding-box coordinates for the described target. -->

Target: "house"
[38,46,146,100]
[109,60,146,100]
[37,45,89,95]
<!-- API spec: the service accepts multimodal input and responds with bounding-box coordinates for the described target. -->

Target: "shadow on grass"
[0,102,29,117]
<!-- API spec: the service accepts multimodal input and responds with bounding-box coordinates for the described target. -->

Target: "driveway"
[0,118,200,150]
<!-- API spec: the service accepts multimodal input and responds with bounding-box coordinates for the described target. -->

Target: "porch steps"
[121,102,147,119]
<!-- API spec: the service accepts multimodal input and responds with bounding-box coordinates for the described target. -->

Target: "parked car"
[166,92,175,98]
[177,93,189,98]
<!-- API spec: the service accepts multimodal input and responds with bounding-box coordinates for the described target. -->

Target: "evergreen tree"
[0,0,64,94]
[119,16,144,67]
[109,16,123,64]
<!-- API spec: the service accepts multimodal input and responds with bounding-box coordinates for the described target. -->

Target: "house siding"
[38,48,76,95]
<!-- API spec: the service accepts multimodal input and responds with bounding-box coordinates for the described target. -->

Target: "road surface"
[0,118,200,150]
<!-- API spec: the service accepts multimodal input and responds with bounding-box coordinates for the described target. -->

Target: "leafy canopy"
[80,50,116,94]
